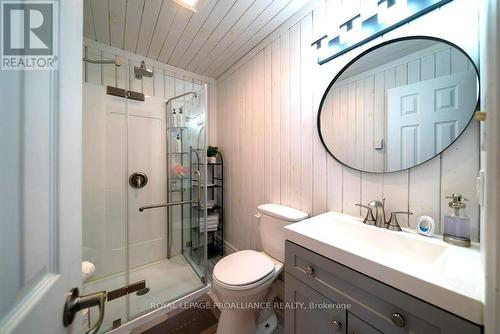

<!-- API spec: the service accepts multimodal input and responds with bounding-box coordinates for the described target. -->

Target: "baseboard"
[223,241,238,255]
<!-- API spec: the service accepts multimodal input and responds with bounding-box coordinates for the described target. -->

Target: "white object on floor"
[212,203,308,334]
[81,261,95,283]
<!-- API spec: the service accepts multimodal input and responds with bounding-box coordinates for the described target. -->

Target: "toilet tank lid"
[257,204,309,222]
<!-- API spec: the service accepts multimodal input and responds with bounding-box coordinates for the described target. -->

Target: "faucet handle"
[387,211,413,231]
[355,204,376,226]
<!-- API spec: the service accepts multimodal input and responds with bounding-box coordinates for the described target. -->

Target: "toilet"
[212,204,309,334]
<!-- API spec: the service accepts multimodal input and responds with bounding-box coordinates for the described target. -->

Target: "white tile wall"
[82,38,218,145]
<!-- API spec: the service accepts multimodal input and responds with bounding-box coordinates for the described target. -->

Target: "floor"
[85,253,283,333]
[83,255,203,333]
[137,294,220,334]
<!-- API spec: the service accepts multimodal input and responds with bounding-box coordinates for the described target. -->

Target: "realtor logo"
[1,1,58,70]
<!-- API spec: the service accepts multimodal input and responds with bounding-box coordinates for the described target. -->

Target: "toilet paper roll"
[82,261,95,283]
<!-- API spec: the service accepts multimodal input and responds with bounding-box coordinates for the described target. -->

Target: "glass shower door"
[166,85,208,282]
[82,69,208,333]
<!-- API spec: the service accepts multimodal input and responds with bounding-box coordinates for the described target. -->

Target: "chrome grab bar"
[139,200,193,212]
[139,170,202,212]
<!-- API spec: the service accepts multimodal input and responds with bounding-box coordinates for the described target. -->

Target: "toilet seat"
[213,250,276,290]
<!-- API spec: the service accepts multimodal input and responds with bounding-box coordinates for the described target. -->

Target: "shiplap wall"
[217,0,480,252]
[82,38,217,145]
[321,44,476,172]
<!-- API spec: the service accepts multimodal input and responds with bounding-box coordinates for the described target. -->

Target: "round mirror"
[318,37,479,173]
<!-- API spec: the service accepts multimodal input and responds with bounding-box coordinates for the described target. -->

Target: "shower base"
[83,255,204,333]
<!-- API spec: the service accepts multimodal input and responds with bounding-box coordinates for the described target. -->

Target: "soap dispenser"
[177,107,184,127]
[172,109,178,128]
[443,194,471,247]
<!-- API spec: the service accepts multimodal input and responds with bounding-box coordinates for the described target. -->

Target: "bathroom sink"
[284,211,484,325]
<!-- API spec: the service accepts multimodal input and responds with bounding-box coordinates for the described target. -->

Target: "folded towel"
[200,200,216,210]
[207,213,219,221]
[200,224,218,232]
[207,221,218,227]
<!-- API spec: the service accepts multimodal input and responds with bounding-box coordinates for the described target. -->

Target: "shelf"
[191,204,222,210]
[169,188,189,193]
[168,152,189,155]
[167,127,188,131]
[168,176,188,180]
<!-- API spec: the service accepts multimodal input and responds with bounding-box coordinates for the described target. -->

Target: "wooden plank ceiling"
[84,0,310,79]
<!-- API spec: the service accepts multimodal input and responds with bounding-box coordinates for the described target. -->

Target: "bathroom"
[1,0,499,333]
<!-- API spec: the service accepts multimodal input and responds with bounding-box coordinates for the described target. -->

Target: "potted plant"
[207,146,219,164]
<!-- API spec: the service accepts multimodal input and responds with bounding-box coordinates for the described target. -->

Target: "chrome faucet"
[356,198,413,231]
[368,198,387,228]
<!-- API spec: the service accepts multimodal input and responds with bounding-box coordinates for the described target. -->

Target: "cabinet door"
[347,312,382,334]
[285,273,346,334]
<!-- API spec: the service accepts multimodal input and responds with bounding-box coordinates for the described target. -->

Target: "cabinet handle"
[305,265,314,277]
[331,320,342,331]
[391,312,405,328]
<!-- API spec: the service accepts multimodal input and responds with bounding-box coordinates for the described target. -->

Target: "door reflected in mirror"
[318,37,479,173]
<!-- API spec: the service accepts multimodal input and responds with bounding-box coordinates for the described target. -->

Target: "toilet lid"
[213,250,275,286]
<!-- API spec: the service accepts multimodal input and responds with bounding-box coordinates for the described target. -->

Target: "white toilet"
[212,203,309,334]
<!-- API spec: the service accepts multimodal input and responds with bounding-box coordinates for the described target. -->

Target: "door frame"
[481,0,500,333]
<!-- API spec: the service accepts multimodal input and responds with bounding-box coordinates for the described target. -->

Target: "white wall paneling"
[83,0,313,78]
[217,0,481,252]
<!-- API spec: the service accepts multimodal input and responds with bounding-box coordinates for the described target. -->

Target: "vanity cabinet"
[284,241,482,334]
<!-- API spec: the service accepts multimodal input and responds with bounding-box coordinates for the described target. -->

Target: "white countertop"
[284,211,484,325]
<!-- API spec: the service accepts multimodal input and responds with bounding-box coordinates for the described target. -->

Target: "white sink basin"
[284,211,484,324]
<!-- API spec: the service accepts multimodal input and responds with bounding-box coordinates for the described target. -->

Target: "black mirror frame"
[317,35,480,174]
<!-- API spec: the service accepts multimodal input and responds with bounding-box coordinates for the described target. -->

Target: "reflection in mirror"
[319,38,479,173]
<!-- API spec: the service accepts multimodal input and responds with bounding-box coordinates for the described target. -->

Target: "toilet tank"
[257,204,309,262]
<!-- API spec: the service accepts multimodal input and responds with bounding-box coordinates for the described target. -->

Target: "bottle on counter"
[443,194,471,247]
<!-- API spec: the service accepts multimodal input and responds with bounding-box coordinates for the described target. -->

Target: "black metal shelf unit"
[206,151,223,257]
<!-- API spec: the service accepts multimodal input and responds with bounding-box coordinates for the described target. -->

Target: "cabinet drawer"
[285,241,481,334]
[348,312,382,334]
[285,273,347,334]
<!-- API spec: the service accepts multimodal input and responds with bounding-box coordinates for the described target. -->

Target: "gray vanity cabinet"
[284,241,482,334]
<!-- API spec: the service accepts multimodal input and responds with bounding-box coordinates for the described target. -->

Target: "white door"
[0,2,87,334]
[387,71,477,170]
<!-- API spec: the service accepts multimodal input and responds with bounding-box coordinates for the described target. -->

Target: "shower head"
[134,61,153,79]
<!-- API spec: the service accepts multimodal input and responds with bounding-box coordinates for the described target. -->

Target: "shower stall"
[81,62,208,333]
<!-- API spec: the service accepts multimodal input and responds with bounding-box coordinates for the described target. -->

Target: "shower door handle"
[63,288,106,334]
[194,170,201,206]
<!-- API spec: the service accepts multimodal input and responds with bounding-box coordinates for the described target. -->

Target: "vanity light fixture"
[173,0,199,12]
